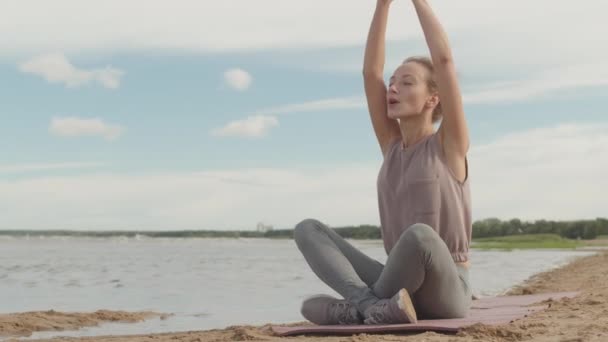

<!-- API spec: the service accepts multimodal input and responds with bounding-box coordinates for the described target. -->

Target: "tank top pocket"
[406,175,441,229]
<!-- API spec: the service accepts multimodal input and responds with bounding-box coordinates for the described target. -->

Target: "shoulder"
[425,131,442,153]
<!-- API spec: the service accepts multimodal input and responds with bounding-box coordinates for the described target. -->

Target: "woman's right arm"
[363,0,401,157]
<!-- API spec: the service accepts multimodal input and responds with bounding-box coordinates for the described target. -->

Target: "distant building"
[256,222,274,232]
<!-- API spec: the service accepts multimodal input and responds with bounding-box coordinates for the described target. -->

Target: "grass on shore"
[472,234,581,250]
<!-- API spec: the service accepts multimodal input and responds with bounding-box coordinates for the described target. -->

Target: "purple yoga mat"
[271,291,579,336]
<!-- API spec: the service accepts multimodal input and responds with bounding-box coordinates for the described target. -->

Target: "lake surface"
[0,236,595,339]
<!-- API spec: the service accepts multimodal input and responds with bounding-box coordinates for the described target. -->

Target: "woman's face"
[386,62,434,120]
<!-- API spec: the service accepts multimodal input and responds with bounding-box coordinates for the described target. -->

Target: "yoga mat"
[271,291,578,336]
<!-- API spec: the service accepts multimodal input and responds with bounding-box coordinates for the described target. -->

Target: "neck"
[398,117,435,149]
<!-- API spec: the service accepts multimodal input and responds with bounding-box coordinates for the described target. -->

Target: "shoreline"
[2,251,607,341]
[0,311,168,339]
[3,233,607,252]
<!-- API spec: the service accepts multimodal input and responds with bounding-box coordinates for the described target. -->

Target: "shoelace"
[330,302,349,310]
[364,301,389,324]
[329,302,359,324]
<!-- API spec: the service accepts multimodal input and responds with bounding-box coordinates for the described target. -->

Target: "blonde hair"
[403,56,442,124]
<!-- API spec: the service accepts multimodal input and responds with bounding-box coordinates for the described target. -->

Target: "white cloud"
[223,68,252,91]
[253,97,363,116]
[464,63,608,105]
[0,1,604,64]
[245,60,608,118]
[469,122,608,220]
[50,117,125,141]
[211,115,278,138]
[4,1,607,108]
[1,122,607,230]
[0,1,428,54]
[0,0,608,72]
[0,165,379,230]
[215,60,607,139]
[212,98,362,139]
[0,162,104,174]
[19,53,124,89]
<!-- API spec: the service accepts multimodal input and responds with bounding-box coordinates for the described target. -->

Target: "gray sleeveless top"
[376,132,472,262]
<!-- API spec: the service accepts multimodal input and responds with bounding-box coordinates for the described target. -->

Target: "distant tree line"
[330,218,608,240]
[472,218,608,240]
[1,218,606,240]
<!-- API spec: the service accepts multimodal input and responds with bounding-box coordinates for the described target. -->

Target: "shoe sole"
[397,288,418,324]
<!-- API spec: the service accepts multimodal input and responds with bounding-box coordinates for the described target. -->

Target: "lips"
[388,98,400,105]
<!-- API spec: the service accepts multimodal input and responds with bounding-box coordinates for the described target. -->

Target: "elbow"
[362,68,383,78]
[433,48,454,67]
[432,37,455,66]
[440,55,452,66]
[435,55,453,67]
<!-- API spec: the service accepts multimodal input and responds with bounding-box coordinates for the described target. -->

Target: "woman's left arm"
[412,0,469,156]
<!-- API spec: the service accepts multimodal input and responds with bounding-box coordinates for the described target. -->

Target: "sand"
[2,252,607,341]
[0,310,169,338]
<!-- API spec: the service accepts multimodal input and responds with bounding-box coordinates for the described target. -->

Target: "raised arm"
[362,0,401,157]
[412,0,470,156]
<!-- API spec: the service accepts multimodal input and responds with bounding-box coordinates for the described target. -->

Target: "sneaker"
[363,288,418,324]
[300,294,363,325]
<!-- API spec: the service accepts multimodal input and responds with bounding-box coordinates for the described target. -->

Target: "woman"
[293,0,472,325]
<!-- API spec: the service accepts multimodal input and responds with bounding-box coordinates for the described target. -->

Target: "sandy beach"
[2,251,607,342]
[0,311,168,339]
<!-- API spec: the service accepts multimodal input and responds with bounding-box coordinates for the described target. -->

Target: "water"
[0,236,595,339]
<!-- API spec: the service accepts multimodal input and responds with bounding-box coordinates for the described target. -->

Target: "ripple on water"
[65,280,81,287]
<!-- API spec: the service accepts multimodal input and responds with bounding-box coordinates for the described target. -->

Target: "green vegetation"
[471,234,580,250]
[472,218,608,240]
[1,218,607,251]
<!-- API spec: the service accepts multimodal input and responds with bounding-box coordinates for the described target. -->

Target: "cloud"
[50,117,125,141]
[214,60,608,138]
[213,98,360,139]
[211,115,279,138]
[0,1,422,54]
[244,60,608,119]
[464,63,608,104]
[1,122,606,230]
[223,68,252,91]
[0,164,379,230]
[0,1,604,62]
[19,53,124,89]
[253,97,363,116]
[0,162,104,174]
[469,122,608,220]
[4,1,607,110]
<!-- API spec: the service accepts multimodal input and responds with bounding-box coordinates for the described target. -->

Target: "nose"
[388,83,398,93]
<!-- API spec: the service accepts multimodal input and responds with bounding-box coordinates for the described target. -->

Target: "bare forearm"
[363,1,392,75]
[411,0,453,65]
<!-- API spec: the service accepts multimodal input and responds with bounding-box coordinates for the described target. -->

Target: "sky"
[0,0,606,231]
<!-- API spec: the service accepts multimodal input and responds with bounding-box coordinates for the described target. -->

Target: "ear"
[426,92,440,109]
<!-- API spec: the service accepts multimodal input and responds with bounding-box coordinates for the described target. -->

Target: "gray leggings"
[294,219,472,319]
